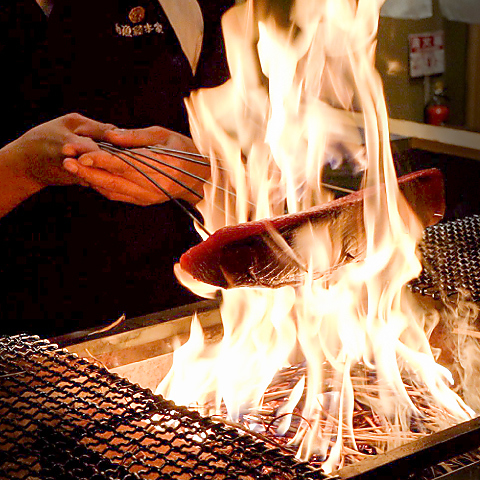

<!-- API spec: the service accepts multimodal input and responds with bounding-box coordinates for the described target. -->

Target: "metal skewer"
[98,143,253,232]
[95,142,357,238]
[99,143,212,236]
[147,144,356,195]
[97,142,249,203]
[99,142,355,196]
[98,143,204,201]
[146,145,211,166]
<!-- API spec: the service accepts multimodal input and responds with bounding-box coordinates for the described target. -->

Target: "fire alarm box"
[409,31,445,78]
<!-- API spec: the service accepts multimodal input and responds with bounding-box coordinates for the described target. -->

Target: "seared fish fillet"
[180,169,445,288]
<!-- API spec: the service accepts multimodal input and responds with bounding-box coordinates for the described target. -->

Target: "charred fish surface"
[180,169,445,289]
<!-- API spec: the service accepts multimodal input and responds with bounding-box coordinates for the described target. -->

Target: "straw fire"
[156,0,476,472]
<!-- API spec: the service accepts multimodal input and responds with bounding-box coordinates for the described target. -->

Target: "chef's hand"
[0,113,116,218]
[63,126,209,206]
[5,113,116,188]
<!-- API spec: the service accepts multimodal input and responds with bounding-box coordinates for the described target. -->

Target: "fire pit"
[2,217,480,480]
[3,0,480,477]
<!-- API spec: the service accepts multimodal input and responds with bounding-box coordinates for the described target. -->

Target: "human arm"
[63,126,210,206]
[0,113,116,219]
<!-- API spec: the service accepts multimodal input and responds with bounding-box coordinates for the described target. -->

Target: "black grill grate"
[0,335,324,480]
[410,214,480,301]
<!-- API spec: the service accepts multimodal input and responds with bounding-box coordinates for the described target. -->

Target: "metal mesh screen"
[0,335,324,480]
[410,214,480,301]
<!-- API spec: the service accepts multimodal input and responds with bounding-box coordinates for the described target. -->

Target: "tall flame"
[157,0,474,471]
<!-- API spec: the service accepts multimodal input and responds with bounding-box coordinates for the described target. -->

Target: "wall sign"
[408,31,445,78]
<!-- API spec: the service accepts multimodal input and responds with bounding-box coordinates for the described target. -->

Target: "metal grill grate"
[410,214,480,301]
[0,335,324,480]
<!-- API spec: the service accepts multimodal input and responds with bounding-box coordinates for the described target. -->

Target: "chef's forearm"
[0,141,43,219]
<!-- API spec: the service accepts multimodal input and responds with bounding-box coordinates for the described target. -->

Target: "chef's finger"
[63,159,167,204]
[104,126,172,148]
[61,136,101,158]
[76,151,130,175]
[67,113,117,140]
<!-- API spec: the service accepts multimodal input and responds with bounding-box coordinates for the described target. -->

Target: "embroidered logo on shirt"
[115,22,163,37]
[115,6,164,37]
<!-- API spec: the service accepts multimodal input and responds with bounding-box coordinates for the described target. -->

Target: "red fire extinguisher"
[424,80,449,126]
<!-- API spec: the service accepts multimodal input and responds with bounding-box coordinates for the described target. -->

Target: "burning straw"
[164,359,469,470]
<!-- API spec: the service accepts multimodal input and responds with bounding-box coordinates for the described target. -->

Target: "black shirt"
[43,0,231,134]
[0,0,233,336]
[0,0,50,145]
[40,0,231,132]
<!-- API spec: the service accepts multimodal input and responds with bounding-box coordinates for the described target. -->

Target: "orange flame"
[157,0,474,471]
